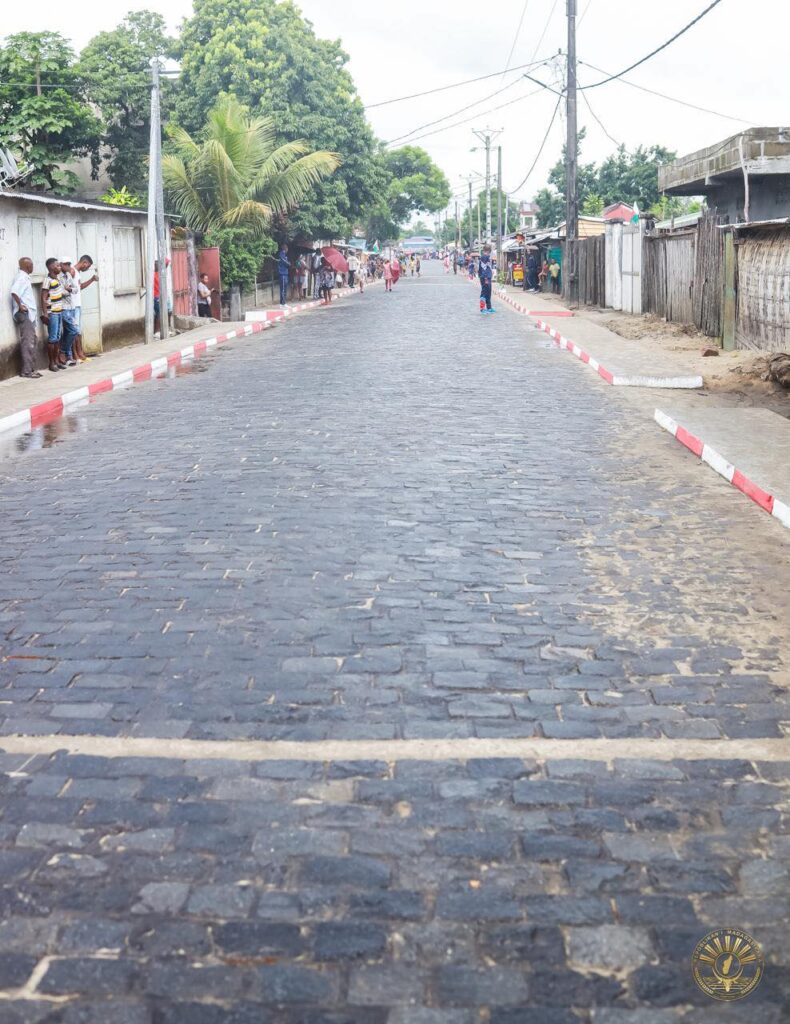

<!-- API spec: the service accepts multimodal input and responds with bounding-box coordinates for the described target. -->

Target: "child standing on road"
[478,245,495,314]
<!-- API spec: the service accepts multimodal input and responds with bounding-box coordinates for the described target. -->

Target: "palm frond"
[221,199,273,235]
[255,151,342,217]
[162,154,214,233]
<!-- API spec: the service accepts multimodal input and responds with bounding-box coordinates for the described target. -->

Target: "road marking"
[1,734,789,763]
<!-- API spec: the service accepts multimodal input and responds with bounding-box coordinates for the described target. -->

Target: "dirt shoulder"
[579,306,790,420]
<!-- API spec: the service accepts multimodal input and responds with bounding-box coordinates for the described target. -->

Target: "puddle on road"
[0,352,217,462]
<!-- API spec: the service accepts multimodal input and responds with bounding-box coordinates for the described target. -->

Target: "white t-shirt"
[11,269,36,322]
[347,255,360,272]
[198,282,211,303]
[59,270,81,309]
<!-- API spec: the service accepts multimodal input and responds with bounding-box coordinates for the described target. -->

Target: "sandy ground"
[582,306,790,420]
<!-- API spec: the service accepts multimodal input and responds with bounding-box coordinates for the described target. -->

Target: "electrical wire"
[502,0,531,78]
[505,93,563,195]
[581,0,726,89]
[529,0,560,62]
[365,55,552,109]
[580,89,621,148]
[388,86,544,147]
[579,59,757,124]
[577,0,594,27]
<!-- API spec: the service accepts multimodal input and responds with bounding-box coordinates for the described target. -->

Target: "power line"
[502,0,531,78]
[577,0,595,27]
[505,93,563,195]
[579,59,757,124]
[581,0,726,89]
[580,89,621,148]
[529,0,560,62]
[365,56,552,109]
[386,72,532,147]
[389,87,544,148]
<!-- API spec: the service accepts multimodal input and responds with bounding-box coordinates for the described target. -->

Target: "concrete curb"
[655,408,790,530]
[495,284,574,317]
[0,285,371,437]
[490,281,703,389]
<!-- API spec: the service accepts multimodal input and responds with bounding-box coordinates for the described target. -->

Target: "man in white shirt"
[60,255,98,362]
[197,273,212,317]
[10,257,41,379]
[347,252,359,288]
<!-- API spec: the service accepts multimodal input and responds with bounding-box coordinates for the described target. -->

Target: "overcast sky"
[4,0,783,219]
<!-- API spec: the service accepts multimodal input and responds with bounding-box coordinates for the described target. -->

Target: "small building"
[603,201,636,222]
[519,202,539,232]
[658,127,790,224]
[1,190,154,380]
[400,234,434,254]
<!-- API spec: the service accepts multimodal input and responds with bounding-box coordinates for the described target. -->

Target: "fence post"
[722,231,736,351]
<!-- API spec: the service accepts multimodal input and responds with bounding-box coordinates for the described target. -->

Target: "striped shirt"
[44,274,64,313]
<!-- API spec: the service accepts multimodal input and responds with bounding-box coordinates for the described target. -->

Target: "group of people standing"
[11,255,97,377]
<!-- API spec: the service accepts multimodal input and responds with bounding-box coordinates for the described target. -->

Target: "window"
[17,216,46,280]
[112,226,143,294]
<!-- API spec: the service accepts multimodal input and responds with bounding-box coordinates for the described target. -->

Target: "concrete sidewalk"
[0,287,366,435]
[496,282,703,389]
[655,404,790,529]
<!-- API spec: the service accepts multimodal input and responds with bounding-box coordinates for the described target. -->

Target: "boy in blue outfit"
[478,245,495,313]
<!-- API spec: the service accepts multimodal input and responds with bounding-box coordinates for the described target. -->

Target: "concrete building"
[658,127,790,223]
[519,202,539,232]
[1,190,154,379]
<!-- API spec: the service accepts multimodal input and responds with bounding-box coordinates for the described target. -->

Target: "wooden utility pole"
[145,58,170,344]
[454,200,460,272]
[565,0,578,301]
[468,180,473,249]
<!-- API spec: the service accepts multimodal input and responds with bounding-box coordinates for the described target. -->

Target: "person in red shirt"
[153,258,171,336]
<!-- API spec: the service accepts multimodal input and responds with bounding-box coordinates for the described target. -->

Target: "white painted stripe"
[111,370,134,388]
[701,443,736,483]
[617,374,703,389]
[179,345,195,360]
[0,408,33,434]
[205,337,218,348]
[588,357,600,372]
[0,733,788,763]
[61,386,90,406]
[571,344,582,357]
[148,357,168,374]
[772,497,790,529]
[654,408,680,436]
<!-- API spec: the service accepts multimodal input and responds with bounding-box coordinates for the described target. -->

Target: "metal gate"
[171,245,192,316]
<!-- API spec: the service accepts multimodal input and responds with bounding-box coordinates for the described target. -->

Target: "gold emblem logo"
[692,928,764,1001]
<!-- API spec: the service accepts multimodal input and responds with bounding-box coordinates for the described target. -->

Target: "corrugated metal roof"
[0,189,148,217]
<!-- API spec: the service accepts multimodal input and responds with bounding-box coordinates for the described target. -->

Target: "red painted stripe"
[579,350,591,364]
[597,366,614,384]
[193,341,207,355]
[675,426,704,457]
[216,333,228,343]
[133,364,153,382]
[88,378,114,396]
[732,470,774,513]
[30,397,65,428]
[166,352,182,367]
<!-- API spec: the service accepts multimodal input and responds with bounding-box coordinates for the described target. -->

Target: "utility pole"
[477,196,481,251]
[454,200,460,273]
[496,146,503,266]
[472,128,502,247]
[468,180,473,249]
[146,58,169,344]
[565,0,578,302]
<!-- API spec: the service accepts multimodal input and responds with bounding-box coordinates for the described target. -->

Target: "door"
[76,222,102,354]
[198,247,222,319]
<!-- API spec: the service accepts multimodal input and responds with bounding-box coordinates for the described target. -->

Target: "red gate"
[170,246,192,316]
[198,247,222,320]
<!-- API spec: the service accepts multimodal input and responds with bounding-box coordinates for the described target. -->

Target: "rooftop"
[0,188,148,217]
[658,127,790,196]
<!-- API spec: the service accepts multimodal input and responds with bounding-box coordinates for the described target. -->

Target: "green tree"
[382,146,451,224]
[0,32,101,192]
[175,0,380,238]
[581,193,604,216]
[163,94,339,307]
[596,144,676,208]
[79,11,176,197]
[534,187,564,228]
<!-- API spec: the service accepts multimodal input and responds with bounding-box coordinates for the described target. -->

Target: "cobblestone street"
[1,262,789,1021]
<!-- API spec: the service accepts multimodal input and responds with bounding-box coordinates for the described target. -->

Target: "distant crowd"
[274,246,424,305]
[11,255,98,378]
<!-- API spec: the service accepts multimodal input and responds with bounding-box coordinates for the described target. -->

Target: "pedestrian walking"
[478,244,495,314]
[526,249,540,292]
[10,256,41,379]
[391,257,401,286]
[295,254,308,299]
[41,258,65,372]
[319,259,335,305]
[277,243,290,306]
[443,253,450,274]
[311,248,323,299]
[347,251,359,288]
[383,259,393,292]
[197,273,212,317]
[549,258,561,294]
[416,256,421,277]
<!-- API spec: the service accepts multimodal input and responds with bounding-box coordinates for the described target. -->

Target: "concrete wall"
[0,195,149,379]
[704,176,790,224]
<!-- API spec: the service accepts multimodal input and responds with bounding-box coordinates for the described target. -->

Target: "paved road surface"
[0,262,788,1021]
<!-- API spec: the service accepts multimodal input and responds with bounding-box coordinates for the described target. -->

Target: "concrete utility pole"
[472,128,503,247]
[454,200,460,272]
[146,58,170,344]
[496,146,503,266]
[565,0,578,302]
[468,180,473,249]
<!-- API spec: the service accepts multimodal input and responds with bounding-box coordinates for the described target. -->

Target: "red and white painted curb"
[495,285,575,318]
[655,409,790,530]
[0,284,374,437]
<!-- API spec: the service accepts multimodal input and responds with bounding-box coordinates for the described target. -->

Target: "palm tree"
[163,95,340,313]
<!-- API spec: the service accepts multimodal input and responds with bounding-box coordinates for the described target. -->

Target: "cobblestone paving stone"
[0,264,789,1020]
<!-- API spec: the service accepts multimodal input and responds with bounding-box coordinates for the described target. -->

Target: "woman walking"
[383,259,393,292]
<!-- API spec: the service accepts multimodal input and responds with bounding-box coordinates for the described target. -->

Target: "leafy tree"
[0,32,101,192]
[101,186,142,207]
[649,195,702,219]
[534,187,564,228]
[163,95,339,299]
[382,146,451,224]
[412,219,431,235]
[175,0,380,238]
[79,11,176,197]
[581,193,604,216]
[596,144,676,208]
